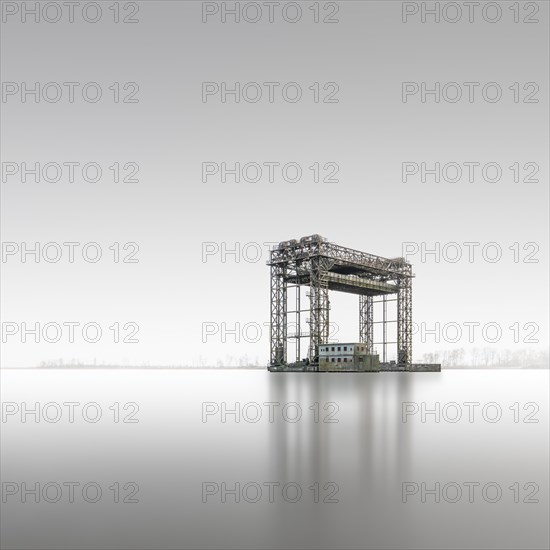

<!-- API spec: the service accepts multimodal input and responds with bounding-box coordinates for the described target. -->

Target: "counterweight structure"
[268,235,418,372]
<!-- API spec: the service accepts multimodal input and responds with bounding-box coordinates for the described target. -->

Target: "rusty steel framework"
[268,235,414,370]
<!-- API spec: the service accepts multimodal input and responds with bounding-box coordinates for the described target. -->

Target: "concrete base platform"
[380,363,406,371]
[407,363,441,372]
[380,363,441,372]
[268,363,441,373]
[268,365,318,372]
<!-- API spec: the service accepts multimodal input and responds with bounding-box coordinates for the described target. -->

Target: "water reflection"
[1,369,548,549]
[267,372,415,481]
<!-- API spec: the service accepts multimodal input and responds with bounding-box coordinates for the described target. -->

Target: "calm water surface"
[1,369,548,549]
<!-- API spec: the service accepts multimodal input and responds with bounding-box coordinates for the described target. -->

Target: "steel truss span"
[268,235,414,371]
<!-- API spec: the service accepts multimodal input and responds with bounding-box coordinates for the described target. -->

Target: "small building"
[318,343,380,372]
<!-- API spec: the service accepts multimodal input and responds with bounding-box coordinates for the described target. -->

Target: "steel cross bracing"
[268,236,413,368]
[269,263,286,365]
[308,257,332,362]
[269,240,411,278]
[359,295,373,354]
[397,262,413,365]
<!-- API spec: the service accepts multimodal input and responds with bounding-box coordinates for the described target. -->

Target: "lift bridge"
[267,235,439,372]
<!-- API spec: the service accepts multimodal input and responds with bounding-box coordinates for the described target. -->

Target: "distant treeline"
[34,348,549,369]
[420,348,549,368]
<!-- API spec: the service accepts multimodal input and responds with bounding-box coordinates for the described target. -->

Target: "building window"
[359,356,363,362]
[331,358,335,362]
[344,358,347,362]
[338,358,341,362]
[331,347,335,352]
[338,346,341,351]
[343,346,347,351]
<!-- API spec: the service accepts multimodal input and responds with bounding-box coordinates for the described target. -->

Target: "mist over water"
[2,1,548,548]
[2,369,548,549]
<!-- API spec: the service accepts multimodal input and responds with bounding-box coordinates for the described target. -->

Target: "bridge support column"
[359,295,373,353]
[308,258,329,363]
[397,269,412,366]
[270,263,287,365]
